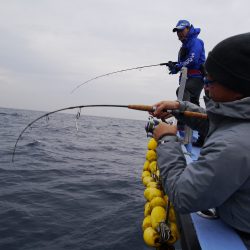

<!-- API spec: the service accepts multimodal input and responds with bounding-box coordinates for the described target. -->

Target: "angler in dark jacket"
[152,33,250,249]
[168,20,206,106]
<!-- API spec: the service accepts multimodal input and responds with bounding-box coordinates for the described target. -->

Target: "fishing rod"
[70,62,169,93]
[12,104,207,162]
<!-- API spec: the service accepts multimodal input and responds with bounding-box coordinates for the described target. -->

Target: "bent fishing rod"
[70,62,170,93]
[12,104,207,162]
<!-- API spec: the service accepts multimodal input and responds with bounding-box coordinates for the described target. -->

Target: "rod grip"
[183,111,208,119]
[128,104,154,112]
[128,104,208,119]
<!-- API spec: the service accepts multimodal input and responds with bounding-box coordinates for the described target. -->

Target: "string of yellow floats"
[141,138,180,249]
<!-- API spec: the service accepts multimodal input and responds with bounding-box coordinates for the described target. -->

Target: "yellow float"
[141,137,180,248]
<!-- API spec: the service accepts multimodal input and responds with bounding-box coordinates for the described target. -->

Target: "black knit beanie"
[205,33,250,96]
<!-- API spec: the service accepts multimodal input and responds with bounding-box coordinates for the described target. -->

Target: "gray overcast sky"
[0,0,250,120]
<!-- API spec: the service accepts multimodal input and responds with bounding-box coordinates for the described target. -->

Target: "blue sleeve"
[178,39,204,68]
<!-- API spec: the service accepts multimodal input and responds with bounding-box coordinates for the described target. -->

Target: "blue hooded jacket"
[177,25,206,78]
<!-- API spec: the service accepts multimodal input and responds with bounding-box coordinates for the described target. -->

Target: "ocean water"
[0,107,155,250]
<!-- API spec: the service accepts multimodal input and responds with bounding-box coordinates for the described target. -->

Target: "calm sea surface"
[0,107,152,250]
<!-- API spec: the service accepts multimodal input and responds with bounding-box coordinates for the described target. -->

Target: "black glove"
[167,61,178,74]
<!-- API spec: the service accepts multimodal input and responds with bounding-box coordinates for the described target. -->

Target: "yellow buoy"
[144,187,163,201]
[147,138,158,150]
[142,176,155,187]
[146,150,157,162]
[143,160,150,171]
[150,196,167,209]
[149,161,157,173]
[142,215,152,231]
[144,202,152,216]
[143,227,160,247]
[141,170,151,180]
[147,181,159,188]
[151,206,167,230]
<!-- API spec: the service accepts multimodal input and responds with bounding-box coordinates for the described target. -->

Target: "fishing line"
[12,105,127,163]
[70,62,169,93]
[75,108,81,131]
[12,104,207,162]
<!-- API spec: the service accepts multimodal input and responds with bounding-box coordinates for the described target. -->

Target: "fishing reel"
[145,116,160,137]
[145,116,176,137]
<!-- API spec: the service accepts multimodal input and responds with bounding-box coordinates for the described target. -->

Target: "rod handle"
[128,104,208,120]
[128,104,154,112]
[182,111,208,119]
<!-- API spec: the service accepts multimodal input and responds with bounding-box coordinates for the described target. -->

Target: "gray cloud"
[0,0,250,120]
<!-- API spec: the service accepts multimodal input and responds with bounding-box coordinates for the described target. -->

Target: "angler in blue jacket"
[168,20,206,146]
[168,20,206,106]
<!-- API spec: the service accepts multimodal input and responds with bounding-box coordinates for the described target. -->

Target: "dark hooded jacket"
[156,97,250,234]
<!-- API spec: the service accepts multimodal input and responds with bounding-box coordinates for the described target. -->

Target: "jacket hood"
[182,26,201,45]
[204,96,250,120]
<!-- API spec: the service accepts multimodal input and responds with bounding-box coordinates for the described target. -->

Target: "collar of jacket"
[204,96,250,120]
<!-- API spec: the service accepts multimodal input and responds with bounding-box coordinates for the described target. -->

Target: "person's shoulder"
[209,122,249,150]
[194,37,204,45]
[188,37,204,48]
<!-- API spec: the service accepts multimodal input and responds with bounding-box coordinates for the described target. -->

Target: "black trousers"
[176,77,204,132]
[176,77,204,106]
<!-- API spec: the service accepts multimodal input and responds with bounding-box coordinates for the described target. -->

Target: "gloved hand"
[167,61,181,74]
